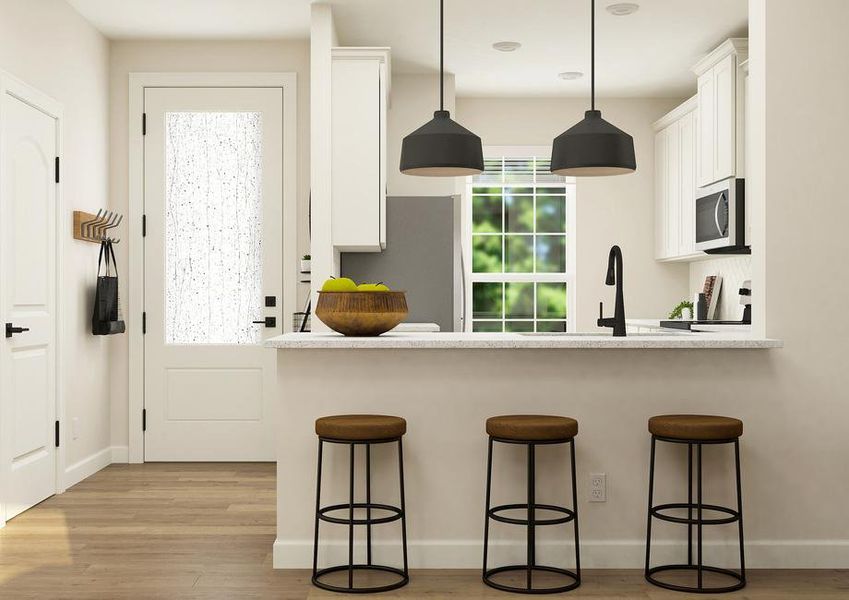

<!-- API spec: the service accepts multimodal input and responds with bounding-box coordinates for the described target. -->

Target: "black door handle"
[5,323,30,338]
[252,317,276,328]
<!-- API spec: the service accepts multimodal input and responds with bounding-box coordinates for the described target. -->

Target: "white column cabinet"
[654,97,700,262]
[331,47,390,252]
[692,39,748,187]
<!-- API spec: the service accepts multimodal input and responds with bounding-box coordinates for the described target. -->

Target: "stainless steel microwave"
[695,179,748,253]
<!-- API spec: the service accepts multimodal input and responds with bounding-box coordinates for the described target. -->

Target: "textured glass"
[165,112,263,344]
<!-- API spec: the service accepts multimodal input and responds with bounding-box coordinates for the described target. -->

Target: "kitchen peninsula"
[267,331,780,570]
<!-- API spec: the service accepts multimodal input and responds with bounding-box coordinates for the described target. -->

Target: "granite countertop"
[265,331,782,350]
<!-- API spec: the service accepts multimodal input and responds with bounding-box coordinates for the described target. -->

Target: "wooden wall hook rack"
[73,210,123,244]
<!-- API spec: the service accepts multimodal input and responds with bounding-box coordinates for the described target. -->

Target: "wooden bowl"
[315,291,409,336]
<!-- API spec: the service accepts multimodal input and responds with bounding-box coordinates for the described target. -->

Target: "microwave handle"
[715,192,725,236]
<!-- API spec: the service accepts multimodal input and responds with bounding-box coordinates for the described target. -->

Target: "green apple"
[321,277,358,292]
[356,282,390,292]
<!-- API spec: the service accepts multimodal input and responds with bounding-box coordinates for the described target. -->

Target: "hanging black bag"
[91,240,126,335]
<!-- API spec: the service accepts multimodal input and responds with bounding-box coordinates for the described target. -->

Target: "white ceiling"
[330,0,748,98]
[67,0,747,98]
[66,0,311,40]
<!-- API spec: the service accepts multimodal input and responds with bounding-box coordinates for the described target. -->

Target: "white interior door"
[0,90,58,519]
[143,87,283,461]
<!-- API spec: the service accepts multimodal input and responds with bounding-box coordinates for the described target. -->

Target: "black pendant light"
[551,0,636,176]
[400,0,483,176]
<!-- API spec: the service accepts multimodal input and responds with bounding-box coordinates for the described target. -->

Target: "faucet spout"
[597,245,626,337]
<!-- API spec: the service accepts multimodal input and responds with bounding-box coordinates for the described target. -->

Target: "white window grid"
[463,150,577,333]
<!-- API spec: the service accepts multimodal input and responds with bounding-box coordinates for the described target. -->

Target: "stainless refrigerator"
[341,195,463,332]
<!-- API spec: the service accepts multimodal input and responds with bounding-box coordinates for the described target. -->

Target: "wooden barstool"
[312,414,409,593]
[645,414,746,593]
[482,415,581,594]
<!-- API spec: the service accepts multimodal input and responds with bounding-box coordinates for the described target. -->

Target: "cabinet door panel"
[679,111,697,256]
[697,72,715,187]
[654,128,668,260]
[332,59,381,251]
[666,121,681,258]
[714,54,737,181]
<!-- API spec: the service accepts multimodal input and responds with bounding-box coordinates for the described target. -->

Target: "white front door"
[143,87,283,461]
[0,89,58,519]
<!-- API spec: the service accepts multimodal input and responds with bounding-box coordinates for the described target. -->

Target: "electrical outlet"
[589,472,606,502]
[72,417,79,441]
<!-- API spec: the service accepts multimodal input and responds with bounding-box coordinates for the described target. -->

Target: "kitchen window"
[464,149,576,332]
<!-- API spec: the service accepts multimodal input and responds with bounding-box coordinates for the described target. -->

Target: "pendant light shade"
[400,110,483,176]
[551,0,635,176]
[400,0,483,176]
[550,110,635,176]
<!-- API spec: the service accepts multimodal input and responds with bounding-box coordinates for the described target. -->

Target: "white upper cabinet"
[692,39,748,187]
[654,96,700,262]
[331,47,390,252]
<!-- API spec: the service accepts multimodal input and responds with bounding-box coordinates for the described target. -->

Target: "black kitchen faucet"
[597,245,626,337]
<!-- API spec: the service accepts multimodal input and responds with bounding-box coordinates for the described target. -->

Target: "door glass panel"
[165,112,263,344]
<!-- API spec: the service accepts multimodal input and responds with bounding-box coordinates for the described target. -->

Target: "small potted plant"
[669,300,694,321]
[300,254,311,273]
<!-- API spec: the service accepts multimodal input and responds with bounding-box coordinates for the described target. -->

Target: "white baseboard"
[273,538,849,570]
[63,446,112,489]
[110,445,129,463]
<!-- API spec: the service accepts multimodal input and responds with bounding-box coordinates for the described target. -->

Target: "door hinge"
[142,214,147,237]
[55,421,60,447]
[55,157,60,183]
[142,112,147,136]
[142,311,147,334]
[142,409,147,432]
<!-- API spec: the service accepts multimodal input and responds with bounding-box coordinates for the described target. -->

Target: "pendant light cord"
[591,0,595,111]
[440,0,444,111]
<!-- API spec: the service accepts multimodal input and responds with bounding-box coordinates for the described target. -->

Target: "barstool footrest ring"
[488,502,576,526]
[645,563,745,593]
[483,564,580,594]
[650,502,740,525]
[318,502,403,525]
[312,564,409,594]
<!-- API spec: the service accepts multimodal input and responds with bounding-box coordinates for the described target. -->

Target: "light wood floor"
[0,463,846,599]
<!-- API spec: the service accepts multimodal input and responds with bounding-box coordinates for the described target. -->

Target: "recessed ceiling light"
[559,71,584,80]
[492,41,521,52]
[606,3,639,16]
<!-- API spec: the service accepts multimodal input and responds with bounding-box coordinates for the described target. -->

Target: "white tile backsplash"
[689,256,752,321]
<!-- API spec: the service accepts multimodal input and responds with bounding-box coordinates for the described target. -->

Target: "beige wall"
[108,40,310,451]
[456,97,689,330]
[0,0,111,478]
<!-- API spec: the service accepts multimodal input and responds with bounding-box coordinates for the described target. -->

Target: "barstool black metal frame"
[644,434,746,594]
[312,435,409,594]
[482,436,581,594]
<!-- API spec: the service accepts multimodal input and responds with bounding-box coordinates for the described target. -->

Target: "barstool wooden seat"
[315,414,407,441]
[312,414,409,594]
[483,415,581,594]
[645,414,745,593]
